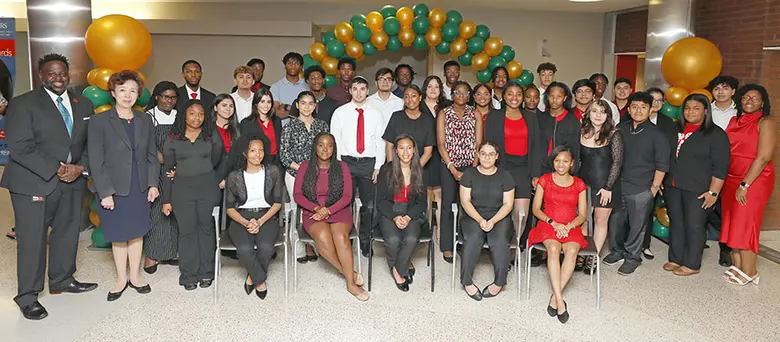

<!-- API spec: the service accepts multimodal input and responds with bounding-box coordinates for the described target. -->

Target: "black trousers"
[460,215,512,287]
[379,215,422,277]
[228,210,280,284]
[608,190,654,264]
[666,187,712,270]
[10,182,84,307]
[172,174,219,285]
[343,156,377,249]
[439,165,467,253]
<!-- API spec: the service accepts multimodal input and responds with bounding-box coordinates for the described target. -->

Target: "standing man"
[613,78,633,120]
[571,79,596,121]
[326,57,356,106]
[270,52,309,120]
[231,65,256,122]
[176,60,216,113]
[367,68,404,125]
[536,62,557,112]
[291,65,338,126]
[1,53,98,320]
[231,58,269,93]
[393,64,415,98]
[589,73,621,124]
[330,76,386,256]
[604,92,670,276]
[442,60,460,100]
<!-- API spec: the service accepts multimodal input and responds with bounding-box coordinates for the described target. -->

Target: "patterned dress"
[443,105,477,168]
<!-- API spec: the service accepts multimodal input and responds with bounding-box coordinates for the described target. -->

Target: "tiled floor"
[1,166,780,342]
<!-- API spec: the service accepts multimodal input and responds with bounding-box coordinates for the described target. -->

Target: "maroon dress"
[293,160,353,232]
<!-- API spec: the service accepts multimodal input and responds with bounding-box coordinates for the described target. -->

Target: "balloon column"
[652,194,670,240]
[83,15,153,248]
[305,4,531,86]
[660,37,722,120]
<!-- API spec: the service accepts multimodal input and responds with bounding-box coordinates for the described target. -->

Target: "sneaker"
[617,261,639,276]
[642,248,655,260]
[602,252,624,266]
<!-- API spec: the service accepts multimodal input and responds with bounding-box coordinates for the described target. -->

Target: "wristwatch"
[283,104,289,111]
[546,218,553,224]
[708,191,719,197]
[740,181,750,189]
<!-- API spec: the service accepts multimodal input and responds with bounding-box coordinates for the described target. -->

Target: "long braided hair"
[301,132,344,207]
[171,100,216,141]
[144,80,178,113]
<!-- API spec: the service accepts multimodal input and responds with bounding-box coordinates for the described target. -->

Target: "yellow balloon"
[484,37,504,57]
[459,20,476,39]
[428,8,447,28]
[136,71,147,88]
[95,68,115,91]
[87,68,99,86]
[345,40,364,59]
[334,22,354,44]
[322,56,339,75]
[309,42,328,62]
[662,37,722,90]
[371,31,389,50]
[399,27,416,48]
[472,52,490,71]
[133,105,144,112]
[690,88,714,102]
[85,15,152,70]
[94,104,113,114]
[507,60,523,79]
[425,28,443,46]
[89,211,100,226]
[656,207,670,227]
[366,11,384,32]
[666,87,689,107]
[450,38,467,57]
[397,7,415,27]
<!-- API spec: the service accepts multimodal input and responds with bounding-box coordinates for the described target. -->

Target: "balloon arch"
[304,4,534,88]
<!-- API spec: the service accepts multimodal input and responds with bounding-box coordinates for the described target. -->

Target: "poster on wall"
[0,18,15,165]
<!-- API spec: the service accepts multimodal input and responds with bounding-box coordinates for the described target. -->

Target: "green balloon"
[90,197,98,213]
[362,42,378,56]
[322,31,337,46]
[653,218,670,238]
[350,14,366,28]
[655,194,666,208]
[500,45,516,62]
[435,41,451,55]
[303,54,321,72]
[380,5,397,19]
[660,101,681,119]
[135,88,151,107]
[324,75,338,88]
[458,51,474,66]
[387,36,402,52]
[326,40,346,59]
[412,35,428,50]
[354,24,372,43]
[446,10,463,26]
[518,69,534,86]
[413,3,430,17]
[82,85,112,108]
[91,228,111,248]
[441,22,459,42]
[467,37,485,54]
[477,69,492,84]
[412,15,430,35]
[488,56,507,71]
[475,25,490,40]
[383,17,401,36]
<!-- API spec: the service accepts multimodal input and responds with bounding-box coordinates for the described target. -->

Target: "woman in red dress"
[529,146,588,324]
[721,84,775,286]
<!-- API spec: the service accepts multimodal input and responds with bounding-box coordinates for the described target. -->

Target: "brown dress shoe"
[673,266,700,276]
[663,262,681,271]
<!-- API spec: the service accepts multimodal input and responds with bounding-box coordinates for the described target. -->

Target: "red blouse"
[393,184,411,203]
[258,119,277,155]
[504,116,529,156]
[217,126,232,153]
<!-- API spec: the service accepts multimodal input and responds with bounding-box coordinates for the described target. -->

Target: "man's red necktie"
[356,107,365,154]
[191,93,197,100]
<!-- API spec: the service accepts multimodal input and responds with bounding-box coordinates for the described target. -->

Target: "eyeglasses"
[742,95,762,103]
[575,89,593,95]
[159,95,178,100]
[453,90,470,96]
[479,152,497,158]
[652,99,664,104]
[377,77,393,83]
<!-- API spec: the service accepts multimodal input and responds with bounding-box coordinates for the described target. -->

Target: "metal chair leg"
[526,245,532,301]
[293,237,299,293]
[284,241,289,298]
[516,249,520,300]
[430,239,435,292]
[596,254,601,311]
[368,238,374,291]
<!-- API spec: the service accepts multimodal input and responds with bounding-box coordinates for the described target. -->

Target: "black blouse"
[664,126,730,194]
[376,163,427,220]
[161,130,224,203]
[460,167,515,215]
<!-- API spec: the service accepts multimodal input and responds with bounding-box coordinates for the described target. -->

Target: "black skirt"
[424,149,442,187]
[505,155,531,199]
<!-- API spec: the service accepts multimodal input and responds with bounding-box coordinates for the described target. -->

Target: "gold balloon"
[656,207,670,227]
[356,55,365,61]
[397,7,415,27]
[399,27,416,47]
[428,8,447,28]
[366,11,384,32]
[133,105,144,112]
[484,37,504,57]
[85,14,152,70]
[472,52,490,71]
[459,20,477,39]
[507,60,523,79]
[95,68,115,91]
[94,104,113,114]
[136,71,147,88]
[371,31,389,50]
[425,28,443,46]
[322,56,339,75]
[89,211,100,226]
[87,68,99,86]
[345,40,364,59]
[662,37,723,90]
[309,42,328,62]
[334,22,354,44]
[690,88,714,102]
[666,87,689,107]
[450,38,467,57]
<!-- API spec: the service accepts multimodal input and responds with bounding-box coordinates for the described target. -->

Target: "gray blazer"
[88,108,159,199]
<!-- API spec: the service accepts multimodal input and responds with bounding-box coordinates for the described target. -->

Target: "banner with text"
[0,17,16,165]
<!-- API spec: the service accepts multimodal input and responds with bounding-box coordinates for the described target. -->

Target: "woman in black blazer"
[663,94,730,276]
[376,134,427,292]
[225,133,283,299]
[238,88,282,168]
[88,70,159,301]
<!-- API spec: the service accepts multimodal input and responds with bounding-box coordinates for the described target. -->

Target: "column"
[644,0,696,90]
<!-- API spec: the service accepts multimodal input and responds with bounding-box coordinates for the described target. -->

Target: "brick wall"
[614,9,648,53]
[760,51,780,230]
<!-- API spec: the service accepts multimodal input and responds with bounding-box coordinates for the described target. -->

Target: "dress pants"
[10,181,84,307]
[379,215,422,277]
[173,173,219,285]
[608,190,654,264]
[343,156,377,250]
[665,187,711,270]
[228,209,280,284]
[439,165,467,253]
[642,210,654,250]
[460,214,512,286]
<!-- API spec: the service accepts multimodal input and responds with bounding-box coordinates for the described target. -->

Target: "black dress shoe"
[404,275,413,285]
[481,283,502,298]
[719,249,733,267]
[183,283,198,291]
[161,259,179,266]
[408,266,415,277]
[547,297,557,317]
[557,301,570,324]
[271,251,278,260]
[107,282,129,301]
[244,282,253,295]
[361,247,373,258]
[49,280,98,294]
[296,256,309,264]
[143,263,158,274]
[20,301,48,320]
[199,279,213,288]
[255,288,268,300]
[128,282,151,294]
[395,279,409,292]
[443,255,453,264]
[307,254,318,262]
[464,285,482,301]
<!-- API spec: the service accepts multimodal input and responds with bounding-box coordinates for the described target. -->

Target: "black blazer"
[664,126,730,194]
[88,108,159,199]
[239,116,282,156]
[376,163,427,220]
[483,108,543,178]
[538,109,581,174]
[0,88,93,196]
[654,113,678,148]
[176,85,216,113]
[225,164,284,209]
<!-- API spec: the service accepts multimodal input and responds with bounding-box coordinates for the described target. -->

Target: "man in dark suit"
[176,60,216,113]
[0,53,98,320]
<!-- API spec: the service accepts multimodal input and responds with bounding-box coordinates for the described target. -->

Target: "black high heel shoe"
[107,282,129,302]
[128,281,151,294]
[244,275,253,295]
[143,263,158,274]
[464,285,482,301]
[404,275,413,285]
[547,296,557,317]
[395,278,409,292]
[557,301,569,324]
[255,287,268,300]
[481,283,502,298]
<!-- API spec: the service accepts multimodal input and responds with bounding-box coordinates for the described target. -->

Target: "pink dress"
[293,160,353,232]
[528,173,589,248]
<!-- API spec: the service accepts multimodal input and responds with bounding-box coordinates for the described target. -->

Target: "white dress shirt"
[45,88,73,117]
[601,98,621,125]
[711,100,737,130]
[231,91,254,122]
[330,101,386,170]
[148,106,177,126]
[240,171,271,209]
[491,89,503,110]
[366,92,404,127]
[443,84,453,100]
[186,86,202,101]
[538,86,547,112]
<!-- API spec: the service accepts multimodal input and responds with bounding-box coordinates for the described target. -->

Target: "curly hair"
[388,134,425,197]
[581,99,616,145]
[421,75,449,114]
[108,70,145,95]
[38,53,69,70]
[735,84,771,118]
[235,132,268,170]
[302,132,344,207]
[171,100,216,141]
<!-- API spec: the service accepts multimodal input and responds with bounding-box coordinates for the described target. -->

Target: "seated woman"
[459,141,515,301]
[225,133,283,299]
[529,146,588,324]
[377,134,427,292]
[293,133,368,301]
